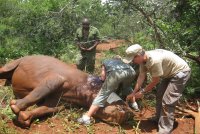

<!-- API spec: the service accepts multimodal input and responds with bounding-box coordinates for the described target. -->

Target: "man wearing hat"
[75,18,100,73]
[125,44,191,134]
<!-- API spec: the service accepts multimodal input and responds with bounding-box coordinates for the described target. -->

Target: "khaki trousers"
[156,70,191,134]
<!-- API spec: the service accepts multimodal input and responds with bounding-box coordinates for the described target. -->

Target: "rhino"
[0,55,134,127]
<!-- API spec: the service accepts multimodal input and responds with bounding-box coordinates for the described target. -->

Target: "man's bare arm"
[133,72,146,94]
[133,76,160,99]
[126,72,146,101]
[143,76,160,92]
[77,42,87,51]
[86,41,99,51]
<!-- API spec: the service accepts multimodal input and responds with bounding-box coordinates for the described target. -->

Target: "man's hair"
[138,49,145,56]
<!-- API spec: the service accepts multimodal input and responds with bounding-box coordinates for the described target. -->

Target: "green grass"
[0,86,18,134]
[0,119,19,134]
[0,86,16,119]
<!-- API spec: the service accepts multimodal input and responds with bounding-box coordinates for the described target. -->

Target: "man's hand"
[77,42,87,51]
[77,41,99,51]
[126,90,144,102]
[87,47,94,51]
[87,41,99,51]
[135,91,144,99]
[126,92,135,102]
[79,45,87,51]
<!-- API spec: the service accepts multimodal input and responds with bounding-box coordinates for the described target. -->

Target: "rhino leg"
[16,91,65,127]
[17,105,64,127]
[10,74,66,114]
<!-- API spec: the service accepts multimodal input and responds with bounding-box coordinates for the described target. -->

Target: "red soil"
[5,108,194,134]
[96,40,125,51]
[0,40,196,134]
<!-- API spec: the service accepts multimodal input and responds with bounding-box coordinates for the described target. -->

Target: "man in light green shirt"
[75,18,100,73]
[125,44,191,134]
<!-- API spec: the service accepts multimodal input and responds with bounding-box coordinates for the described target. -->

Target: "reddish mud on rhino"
[0,55,133,127]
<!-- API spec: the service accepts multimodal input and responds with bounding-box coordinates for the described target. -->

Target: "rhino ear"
[94,101,134,125]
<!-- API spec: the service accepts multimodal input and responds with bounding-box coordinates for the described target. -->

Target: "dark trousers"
[77,51,96,73]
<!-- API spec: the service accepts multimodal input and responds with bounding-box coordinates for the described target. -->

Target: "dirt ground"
[0,40,196,134]
[96,39,126,51]
[4,108,195,134]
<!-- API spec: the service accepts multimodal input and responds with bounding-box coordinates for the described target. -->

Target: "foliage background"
[0,0,199,96]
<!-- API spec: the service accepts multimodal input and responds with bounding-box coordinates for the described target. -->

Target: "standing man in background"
[125,44,191,134]
[75,18,100,73]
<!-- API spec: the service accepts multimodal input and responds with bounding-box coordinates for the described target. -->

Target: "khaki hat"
[124,44,143,63]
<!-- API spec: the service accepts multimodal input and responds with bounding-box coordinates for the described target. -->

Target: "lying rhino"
[0,55,133,127]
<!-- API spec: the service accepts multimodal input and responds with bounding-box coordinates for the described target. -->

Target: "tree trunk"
[176,106,200,134]
[126,1,165,48]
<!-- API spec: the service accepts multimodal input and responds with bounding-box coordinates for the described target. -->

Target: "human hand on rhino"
[126,90,144,103]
